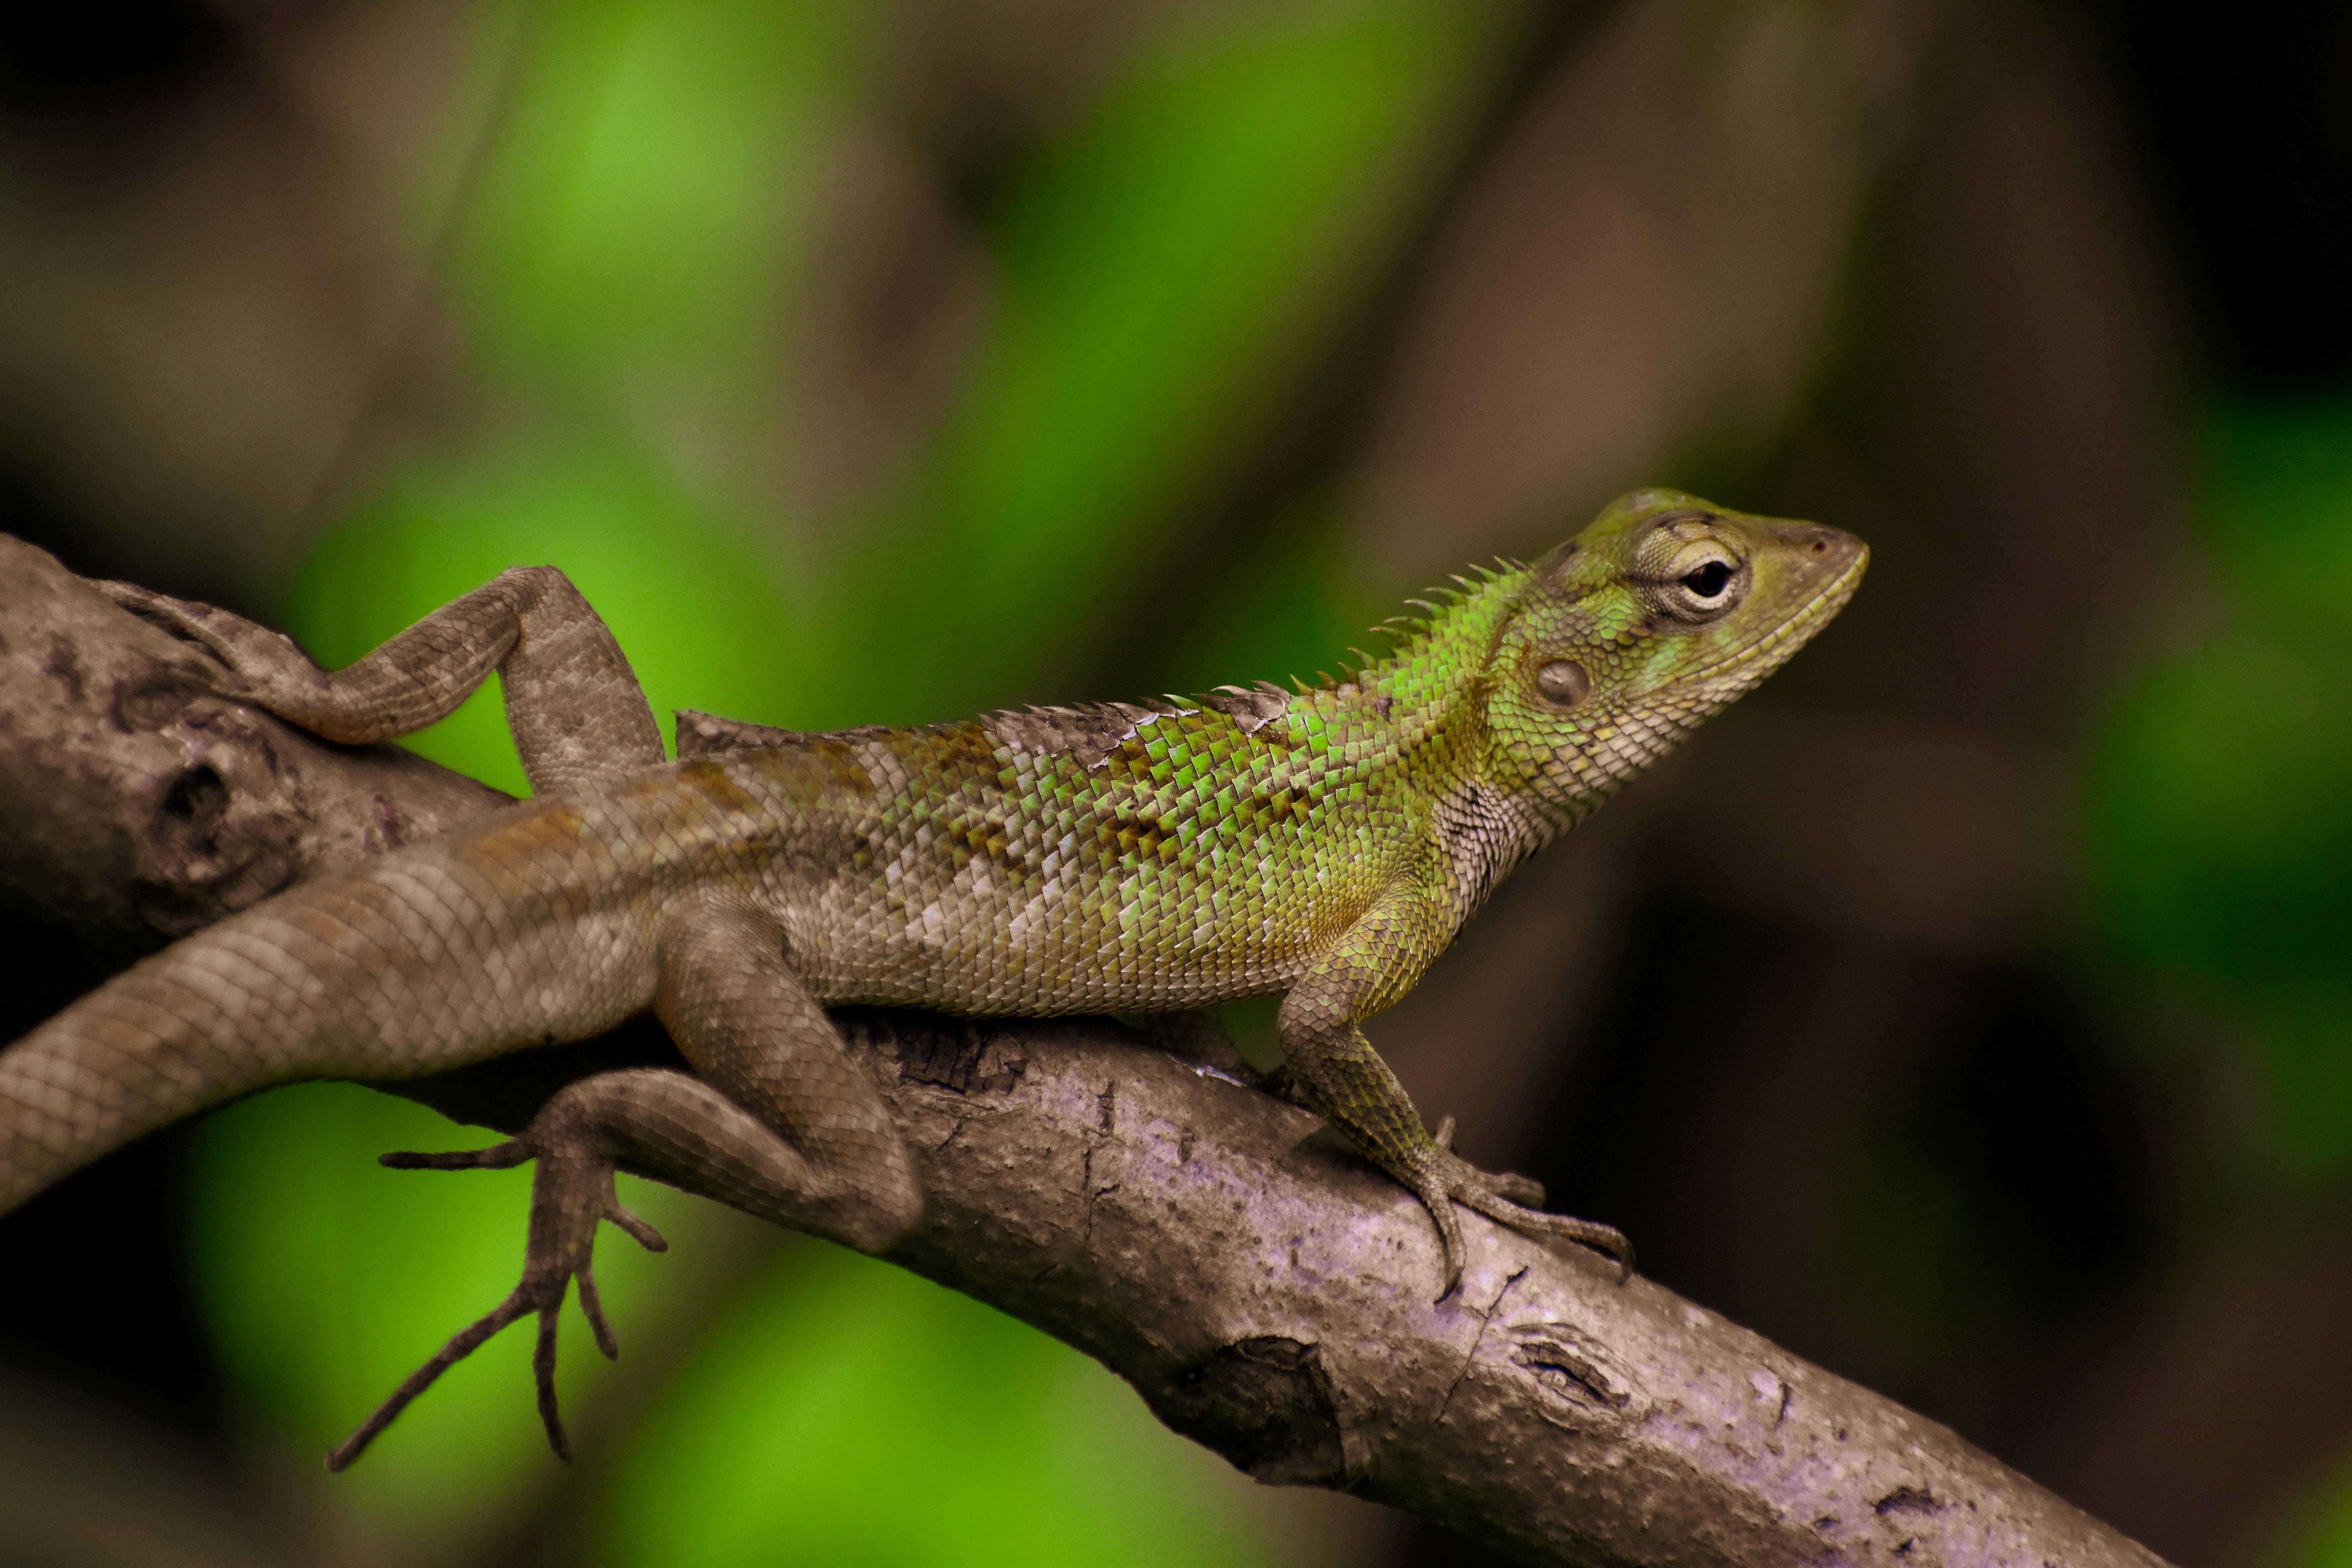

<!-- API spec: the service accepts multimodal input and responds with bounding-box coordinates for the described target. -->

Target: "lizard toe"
[603,1195,668,1253]
[327,1289,534,1472]
[1456,1185,1635,1282]
[534,1302,571,1462]
[1484,1169,1546,1207]
[333,1100,660,1469]
[93,580,213,635]
[379,1138,533,1172]
[1426,1153,1635,1285]
[1406,1167,1471,1300]
[576,1262,621,1360]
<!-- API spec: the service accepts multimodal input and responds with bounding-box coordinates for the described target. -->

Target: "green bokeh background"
[2087,395,2352,1565]
[2087,396,2352,1176]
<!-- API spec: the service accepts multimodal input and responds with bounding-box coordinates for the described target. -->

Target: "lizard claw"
[93,579,214,630]
[1412,1150,1633,1302]
[329,1109,667,1471]
[1423,1119,1544,1205]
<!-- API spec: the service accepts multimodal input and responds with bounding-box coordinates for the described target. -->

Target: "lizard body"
[0,488,1863,1465]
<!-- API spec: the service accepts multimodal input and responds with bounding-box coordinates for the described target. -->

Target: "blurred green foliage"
[459,0,854,400]
[2276,1442,2352,1568]
[290,437,802,797]
[2086,393,2352,1172]
[186,0,1503,1557]
[851,7,1485,718]
[2111,396,2352,1568]
[192,1083,696,1528]
[605,1242,1292,1568]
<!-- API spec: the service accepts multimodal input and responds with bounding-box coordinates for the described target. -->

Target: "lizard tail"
[0,824,657,1214]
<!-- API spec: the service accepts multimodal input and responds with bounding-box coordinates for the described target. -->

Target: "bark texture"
[0,534,2169,1568]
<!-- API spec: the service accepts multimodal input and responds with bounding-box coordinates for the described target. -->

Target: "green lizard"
[0,488,1862,1467]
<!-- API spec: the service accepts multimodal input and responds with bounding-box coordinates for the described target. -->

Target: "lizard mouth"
[1674,539,1868,693]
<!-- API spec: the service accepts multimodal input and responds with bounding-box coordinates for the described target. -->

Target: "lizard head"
[1479,488,1867,824]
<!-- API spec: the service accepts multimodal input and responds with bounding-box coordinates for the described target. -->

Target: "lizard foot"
[1413,1120,1633,1301]
[325,1105,668,1472]
[96,581,292,682]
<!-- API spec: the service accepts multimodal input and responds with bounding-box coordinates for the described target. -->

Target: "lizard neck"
[1355,565,1526,730]
[1345,567,1558,922]
[1356,559,1702,853]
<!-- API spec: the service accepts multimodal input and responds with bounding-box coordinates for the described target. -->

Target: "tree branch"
[0,534,2168,1568]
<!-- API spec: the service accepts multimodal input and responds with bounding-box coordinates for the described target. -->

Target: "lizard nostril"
[1809,540,1827,555]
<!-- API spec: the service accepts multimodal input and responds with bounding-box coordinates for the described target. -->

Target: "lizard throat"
[1433,777,1549,923]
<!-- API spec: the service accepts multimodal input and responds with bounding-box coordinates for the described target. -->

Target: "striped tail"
[0,812,660,1212]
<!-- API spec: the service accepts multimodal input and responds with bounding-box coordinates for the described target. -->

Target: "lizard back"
[705,611,1512,1016]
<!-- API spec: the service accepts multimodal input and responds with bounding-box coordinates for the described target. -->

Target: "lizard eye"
[1535,658,1590,708]
[1682,560,1733,600]
[1640,541,1748,622]
[1632,517,1749,621]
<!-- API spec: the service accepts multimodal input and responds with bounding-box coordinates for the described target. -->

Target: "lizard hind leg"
[650,895,923,1254]
[332,901,922,1470]
[99,565,665,794]
[326,1085,671,1472]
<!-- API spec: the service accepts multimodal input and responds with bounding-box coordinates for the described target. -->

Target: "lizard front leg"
[100,565,664,791]
[332,891,920,1466]
[1278,885,1632,1299]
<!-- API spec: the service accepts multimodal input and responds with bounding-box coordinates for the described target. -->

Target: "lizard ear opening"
[1534,658,1591,709]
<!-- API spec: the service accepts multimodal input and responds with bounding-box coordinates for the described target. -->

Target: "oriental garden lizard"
[0,489,1864,1467]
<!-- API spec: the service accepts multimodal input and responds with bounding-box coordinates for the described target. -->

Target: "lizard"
[0,487,1864,1468]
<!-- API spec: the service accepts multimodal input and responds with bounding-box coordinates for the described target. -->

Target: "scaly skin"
[0,488,1864,1465]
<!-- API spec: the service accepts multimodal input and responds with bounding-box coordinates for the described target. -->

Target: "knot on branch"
[1149,1335,1346,1488]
